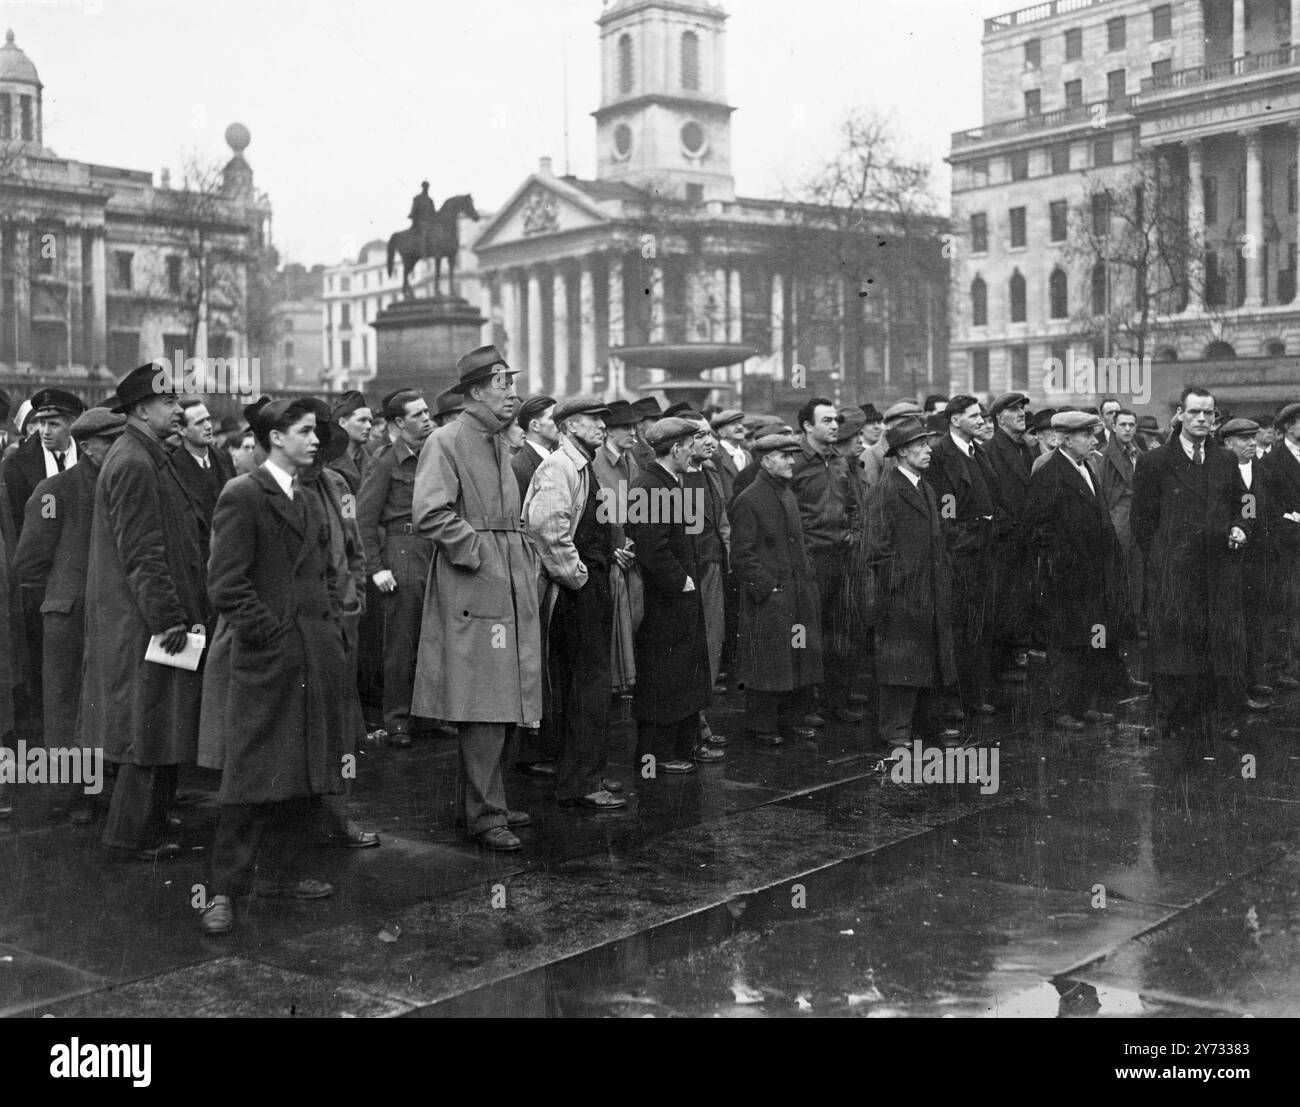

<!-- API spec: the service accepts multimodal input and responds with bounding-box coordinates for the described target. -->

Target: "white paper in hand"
[144,625,207,671]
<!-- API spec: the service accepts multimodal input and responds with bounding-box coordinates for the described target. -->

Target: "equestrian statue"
[386,182,480,299]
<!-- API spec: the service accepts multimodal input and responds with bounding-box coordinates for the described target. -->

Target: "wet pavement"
[2,671,1299,1018]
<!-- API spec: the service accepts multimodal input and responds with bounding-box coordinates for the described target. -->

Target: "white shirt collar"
[950,430,973,458]
[528,439,550,461]
[1286,437,1300,464]
[41,439,77,477]
[263,458,295,499]
[898,465,922,487]
[1180,432,1207,461]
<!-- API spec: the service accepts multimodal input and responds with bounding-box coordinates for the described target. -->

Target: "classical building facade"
[950,0,1300,417]
[0,31,270,403]
[472,0,947,412]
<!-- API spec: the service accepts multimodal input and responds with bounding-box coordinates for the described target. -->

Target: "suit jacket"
[329,440,372,496]
[13,459,98,613]
[3,434,67,542]
[986,428,1033,538]
[1098,437,1141,544]
[1261,442,1300,561]
[922,433,997,559]
[714,442,750,504]
[511,440,550,502]
[169,443,235,535]
[1229,456,1267,566]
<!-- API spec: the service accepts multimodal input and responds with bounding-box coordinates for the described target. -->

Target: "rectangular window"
[0,98,10,140]
[1151,58,1172,84]
[34,229,55,276]
[340,276,351,293]
[1092,193,1111,237]
[1065,28,1083,61]
[341,339,352,370]
[1107,69,1126,102]
[1050,142,1070,175]
[340,303,351,329]
[1024,89,1041,116]
[1064,79,1083,108]
[19,95,31,141]
[1107,16,1126,50]
[1024,38,1041,68]
[114,251,133,291]
[1010,347,1030,390]
[1093,135,1114,167]
[971,348,990,393]
[971,212,988,253]
[1049,199,1069,242]
[1236,168,1246,219]
[108,332,139,372]
[1152,4,1172,41]
[1051,342,1068,368]
[1204,176,1218,224]
[1010,150,1029,180]
[1010,206,1027,248]
[167,256,182,295]
[970,158,989,187]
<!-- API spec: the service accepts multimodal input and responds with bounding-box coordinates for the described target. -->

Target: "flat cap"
[515,395,556,430]
[883,401,923,423]
[70,408,126,442]
[989,391,1030,418]
[1051,410,1102,432]
[643,416,698,448]
[554,394,612,422]
[1275,401,1300,430]
[31,387,86,419]
[1220,417,1261,439]
[710,408,744,431]
[603,400,639,427]
[837,406,867,438]
[752,433,801,455]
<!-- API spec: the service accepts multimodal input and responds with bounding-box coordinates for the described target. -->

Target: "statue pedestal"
[370,295,486,399]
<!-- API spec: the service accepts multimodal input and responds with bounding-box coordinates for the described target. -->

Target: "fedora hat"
[109,364,178,414]
[451,345,517,395]
[885,416,938,457]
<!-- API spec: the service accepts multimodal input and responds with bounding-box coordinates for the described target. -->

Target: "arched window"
[1091,262,1107,315]
[970,276,987,326]
[1266,338,1286,356]
[618,34,634,94]
[1009,269,1027,322]
[1049,266,1068,319]
[1203,340,1236,359]
[681,31,700,90]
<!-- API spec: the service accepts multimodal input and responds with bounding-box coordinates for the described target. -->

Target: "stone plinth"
[371,295,486,399]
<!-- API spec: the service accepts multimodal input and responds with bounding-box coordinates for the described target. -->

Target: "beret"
[752,433,801,455]
[1052,410,1102,432]
[553,394,611,422]
[643,416,698,448]
[710,408,744,430]
[1220,417,1261,439]
[70,408,126,442]
[883,401,922,422]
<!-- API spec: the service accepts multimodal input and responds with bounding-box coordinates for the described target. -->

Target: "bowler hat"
[643,416,697,449]
[1220,417,1261,439]
[1136,414,1159,431]
[109,364,178,414]
[603,400,639,428]
[710,408,745,431]
[70,408,126,442]
[30,387,86,420]
[861,404,884,423]
[451,344,517,395]
[515,395,556,430]
[553,394,612,423]
[885,416,938,457]
[989,391,1030,419]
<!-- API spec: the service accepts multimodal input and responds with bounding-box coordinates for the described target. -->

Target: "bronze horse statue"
[387,193,479,299]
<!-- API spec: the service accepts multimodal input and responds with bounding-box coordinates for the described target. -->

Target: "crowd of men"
[0,345,1293,936]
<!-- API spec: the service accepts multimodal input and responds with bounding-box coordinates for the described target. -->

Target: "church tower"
[593,0,735,202]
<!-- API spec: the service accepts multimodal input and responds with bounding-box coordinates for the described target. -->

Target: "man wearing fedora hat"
[82,364,209,860]
[412,345,541,851]
[629,397,662,467]
[861,401,921,493]
[591,399,643,696]
[523,395,627,810]
[865,417,959,748]
[431,388,465,428]
[710,408,749,502]
[13,409,126,819]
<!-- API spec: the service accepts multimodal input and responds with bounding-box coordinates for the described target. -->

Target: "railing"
[951,95,1131,148]
[984,0,1113,36]
[1140,44,1300,93]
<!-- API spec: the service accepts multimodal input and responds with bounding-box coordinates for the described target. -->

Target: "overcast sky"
[16,0,1008,265]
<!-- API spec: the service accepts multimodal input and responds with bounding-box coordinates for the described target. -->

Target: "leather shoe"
[601,778,624,793]
[476,827,522,851]
[520,761,556,777]
[1082,710,1116,725]
[1275,674,1300,689]
[562,790,627,811]
[389,730,412,748]
[1245,698,1271,712]
[702,732,729,746]
[974,703,997,716]
[847,692,871,705]
[506,810,531,828]
[325,827,380,848]
[254,878,335,899]
[1053,714,1086,731]
[832,707,863,723]
[803,714,827,728]
[780,726,815,741]
[940,709,965,723]
[1248,684,1275,697]
[752,731,785,746]
[658,759,696,774]
[200,894,234,936]
[693,744,725,762]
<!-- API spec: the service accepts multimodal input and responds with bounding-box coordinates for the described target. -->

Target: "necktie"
[1192,441,1203,466]
[54,452,65,472]
[200,453,209,470]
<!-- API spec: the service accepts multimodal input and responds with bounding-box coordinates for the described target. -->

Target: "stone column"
[649,262,664,342]
[608,253,624,395]
[727,268,742,343]
[1186,139,1206,311]
[1294,123,1300,301]
[579,261,597,392]
[1245,129,1264,307]
[1233,0,1246,60]
[552,265,569,398]
[770,272,784,381]
[500,270,518,363]
[65,229,84,369]
[526,268,544,393]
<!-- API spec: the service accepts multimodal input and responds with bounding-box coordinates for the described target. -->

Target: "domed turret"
[221,122,253,199]
[0,30,43,146]
[0,29,39,85]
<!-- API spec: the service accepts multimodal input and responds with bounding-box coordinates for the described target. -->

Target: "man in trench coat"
[411,345,542,852]
[590,400,642,695]
[199,399,351,935]
[82,365,208,860]
[729,434,823,745]
[865,417,959,748]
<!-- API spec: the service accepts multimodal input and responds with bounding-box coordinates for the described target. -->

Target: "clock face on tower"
[680,121,707,158]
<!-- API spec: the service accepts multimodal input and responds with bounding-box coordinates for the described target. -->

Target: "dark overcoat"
[1132,439,1246,677]
[1023,449,1128,651]
[202,466,349,804]
[865,468,957,688]
[627,460,712,724]
[13,459,99,742]
[81,424,207,765]
[2,433,50,542]
[169,443,236,536]
[729,468,823,693]
[1261,443,1300,609]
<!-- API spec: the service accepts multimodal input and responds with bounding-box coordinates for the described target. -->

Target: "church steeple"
[593,0,735,202]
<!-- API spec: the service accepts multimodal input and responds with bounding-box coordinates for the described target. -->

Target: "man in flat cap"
[357,389,435,748]
[412,345,540,850]
[591,400,643,696]
[627,416,715,775]
[1133,386,1247,742]
[328,391,374,496]
[82,364,208,859]
[13,409,125,818]
[985,392,1035,681]
[523,396,627,810]
[1260,400,1300,691]
[1023,411,1128,731]
[711,408,750,504]
[630,397,662,467]
[861,401,922,493]
[922,395,999,719]
[511,395,557,502]
[865,417,959,749]
[730,434,823,746]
